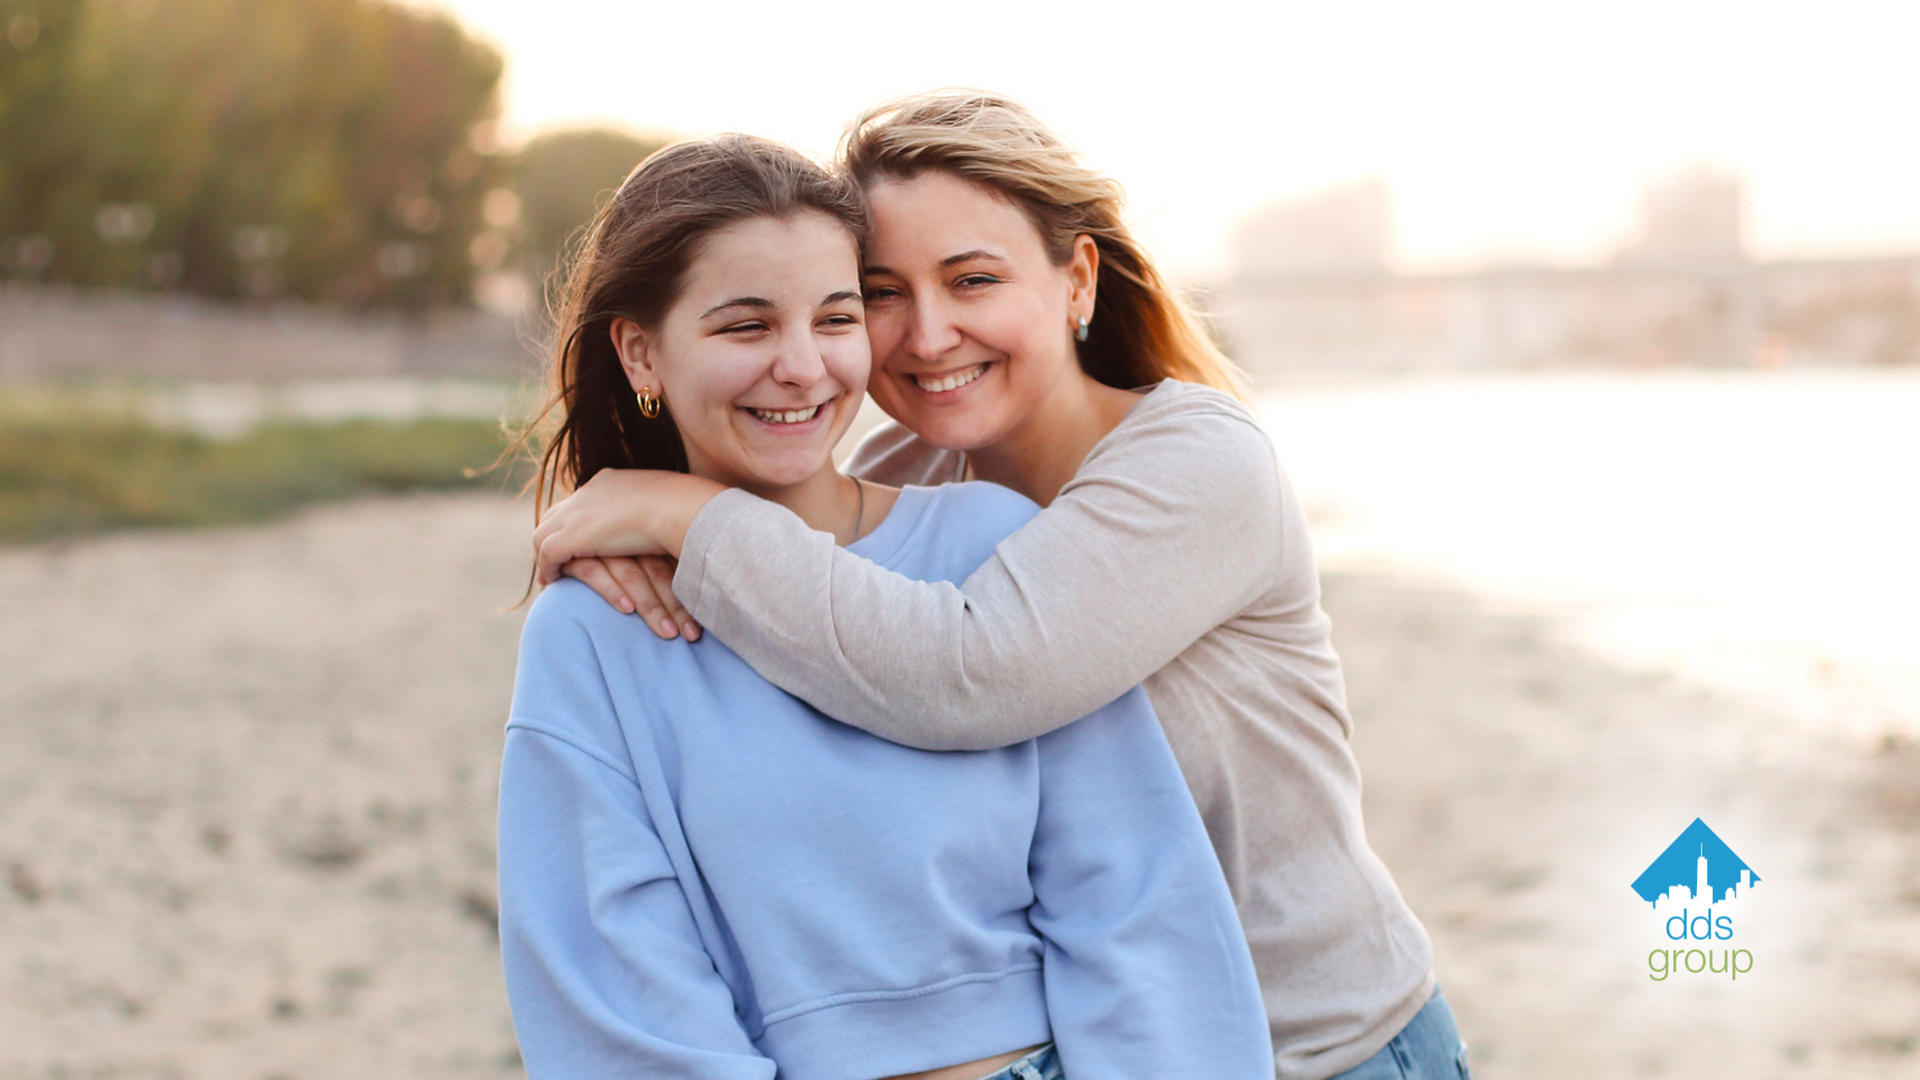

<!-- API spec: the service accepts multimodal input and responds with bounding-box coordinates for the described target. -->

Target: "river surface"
[1259,368,1920,746]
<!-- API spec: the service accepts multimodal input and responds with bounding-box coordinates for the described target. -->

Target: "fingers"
[560,558,633,614]
[533,520,569,586]
[607,556,681,640]
[533,490,590,585]
[554,558,687,641]
[640,555,701,642]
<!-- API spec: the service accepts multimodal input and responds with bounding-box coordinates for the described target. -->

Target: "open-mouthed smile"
[742,403,825,426]
[909,363,989,394]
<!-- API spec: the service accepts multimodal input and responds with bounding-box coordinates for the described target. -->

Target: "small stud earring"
[636,387,661,418]
[1075,315,1090,343]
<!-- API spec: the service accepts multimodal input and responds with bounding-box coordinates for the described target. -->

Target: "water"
[1258,369,1920,744]
[139,378,539,438]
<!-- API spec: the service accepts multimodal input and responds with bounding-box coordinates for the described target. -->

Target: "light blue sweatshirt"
[498,482,1271,1080]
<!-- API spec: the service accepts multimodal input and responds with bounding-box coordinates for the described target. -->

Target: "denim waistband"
[974,1044,1061,1080]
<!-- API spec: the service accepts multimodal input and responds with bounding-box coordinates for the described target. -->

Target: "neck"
[965,370,1144,506]
[733,466,863,544]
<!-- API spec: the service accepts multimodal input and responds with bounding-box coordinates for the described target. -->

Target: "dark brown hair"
[841,90,1246,399]
[520,134,868,520]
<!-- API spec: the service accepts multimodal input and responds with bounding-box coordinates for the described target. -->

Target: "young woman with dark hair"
[497,132,1270,1080]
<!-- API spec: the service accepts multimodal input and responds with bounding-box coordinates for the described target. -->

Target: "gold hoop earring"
[636,387,661,419]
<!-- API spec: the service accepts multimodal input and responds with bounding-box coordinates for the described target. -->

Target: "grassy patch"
[0,411,525,543]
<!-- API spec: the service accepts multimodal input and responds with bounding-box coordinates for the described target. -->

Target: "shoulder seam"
[1103,400,1277,467]
[1135,385,1264,427]
[505,719,641,786]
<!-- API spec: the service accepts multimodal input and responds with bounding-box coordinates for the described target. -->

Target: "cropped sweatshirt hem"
[757,965,1051,1080]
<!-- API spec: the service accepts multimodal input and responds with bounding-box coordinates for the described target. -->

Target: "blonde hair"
[841,90,1247,400]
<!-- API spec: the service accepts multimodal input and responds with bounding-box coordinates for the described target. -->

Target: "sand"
[1330,572,1920,1077]
[0,495,530,1079]
[1,472,1915,1076]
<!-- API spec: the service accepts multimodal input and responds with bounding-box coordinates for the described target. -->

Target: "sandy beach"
[2,373,1916,1079]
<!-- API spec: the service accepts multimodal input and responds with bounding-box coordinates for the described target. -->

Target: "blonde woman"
[534,93,1468,1080]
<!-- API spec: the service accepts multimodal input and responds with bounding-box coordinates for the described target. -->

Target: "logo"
[1631,818,1759,981]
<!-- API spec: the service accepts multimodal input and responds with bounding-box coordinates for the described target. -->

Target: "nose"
[902,292,963,362]
[768,323,829,390]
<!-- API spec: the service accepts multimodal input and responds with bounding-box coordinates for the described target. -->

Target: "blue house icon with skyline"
[1631,818,1759,906]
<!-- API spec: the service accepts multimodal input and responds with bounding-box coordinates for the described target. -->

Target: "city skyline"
[425,0,1920,281]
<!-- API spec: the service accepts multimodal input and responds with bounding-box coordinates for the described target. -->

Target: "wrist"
[649,473,727,559]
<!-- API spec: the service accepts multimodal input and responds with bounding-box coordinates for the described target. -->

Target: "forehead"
[863,172,1048,262]
[678,212,860,304]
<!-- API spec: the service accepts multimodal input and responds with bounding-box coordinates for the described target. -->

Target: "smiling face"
[859,171,1096,452]
[614,212,867,496]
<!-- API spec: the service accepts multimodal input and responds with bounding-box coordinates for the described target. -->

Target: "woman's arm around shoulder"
[673,385,1289,750]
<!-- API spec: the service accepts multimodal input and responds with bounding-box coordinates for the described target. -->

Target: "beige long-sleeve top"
[673,379,1435,1080]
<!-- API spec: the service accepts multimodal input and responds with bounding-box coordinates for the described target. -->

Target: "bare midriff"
[878,1043,1046,1080]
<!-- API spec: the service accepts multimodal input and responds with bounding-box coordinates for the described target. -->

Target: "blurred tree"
[0,0,503,308]
[497,128,668,288]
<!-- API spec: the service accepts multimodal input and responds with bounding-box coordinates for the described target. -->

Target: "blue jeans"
[1325,987,1472,1080]
[975,1044,1063,1080]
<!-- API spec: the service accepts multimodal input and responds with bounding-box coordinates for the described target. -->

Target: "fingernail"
[681,621,700,642]
[617,598,633,613]
[658,618,677,637]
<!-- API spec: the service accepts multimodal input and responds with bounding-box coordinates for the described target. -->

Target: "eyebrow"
[940,249,1006,268]
[702,290,863,318]
[863,250,1008,277]
[701,296,774,319]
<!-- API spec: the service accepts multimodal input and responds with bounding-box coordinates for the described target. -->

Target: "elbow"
[836,651,1109,751]
[869,713,1012,753]
[861,695,1079,753]
[922,726,1023,754]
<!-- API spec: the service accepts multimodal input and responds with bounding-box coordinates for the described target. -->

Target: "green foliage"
[0,0,504,308]
[504,127,668,285]
[0,409,520,541]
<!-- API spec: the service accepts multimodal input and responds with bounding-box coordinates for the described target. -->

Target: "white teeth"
[915,364,987,393]
[748,405,822,425]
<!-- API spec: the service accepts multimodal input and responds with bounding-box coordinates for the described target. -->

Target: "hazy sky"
[426,0,1920,281]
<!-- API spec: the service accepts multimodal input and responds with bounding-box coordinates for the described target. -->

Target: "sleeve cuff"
[673,486,766,618]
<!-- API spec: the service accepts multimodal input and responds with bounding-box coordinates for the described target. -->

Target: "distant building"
[1233,177,1393,279]
[1616,166,1747,267]
[1216,172,1920,377]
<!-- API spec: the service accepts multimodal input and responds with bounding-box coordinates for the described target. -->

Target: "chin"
[890,402,1014,453]
[750,465,821,489]
[750,453,836,489]
[913,419,1001,453]
[869,391,988,453]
